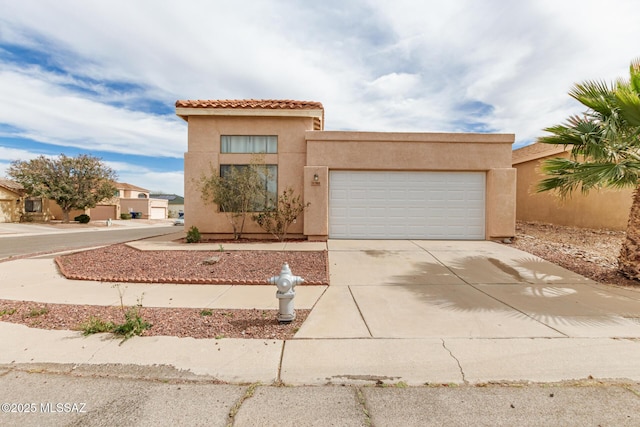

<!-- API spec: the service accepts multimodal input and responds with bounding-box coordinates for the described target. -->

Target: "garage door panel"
[329,171,485,239]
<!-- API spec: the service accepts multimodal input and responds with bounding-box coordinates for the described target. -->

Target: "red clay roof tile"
[175,99,323,110]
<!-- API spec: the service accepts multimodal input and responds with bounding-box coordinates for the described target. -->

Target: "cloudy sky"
[1,0,638,196]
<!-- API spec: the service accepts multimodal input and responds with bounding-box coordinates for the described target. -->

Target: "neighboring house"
[176,99,516,241]
[19,182,168,222]
[150,194,184,218]
[512,143,632,230]
[87,182,170,220]
[0,178,25,223]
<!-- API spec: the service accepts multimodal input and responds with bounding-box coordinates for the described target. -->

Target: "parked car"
[174,217,184,226]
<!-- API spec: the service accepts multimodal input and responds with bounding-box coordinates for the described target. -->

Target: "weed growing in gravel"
[79,285,153,342]
[218,244,224,252]
[26,307,49,318]
[112,285,151,342]
[200,309,213,316]
[112,304,151,341]
[79,317,115,335]
[0,308,17,316]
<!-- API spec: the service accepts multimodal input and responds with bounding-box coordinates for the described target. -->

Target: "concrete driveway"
[296,240,640,339]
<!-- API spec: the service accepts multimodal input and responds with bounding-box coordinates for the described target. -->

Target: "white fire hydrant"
[269,262,304,323]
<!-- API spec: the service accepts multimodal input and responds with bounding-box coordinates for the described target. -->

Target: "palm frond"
[616,78,640,127]
[569,80,616,118]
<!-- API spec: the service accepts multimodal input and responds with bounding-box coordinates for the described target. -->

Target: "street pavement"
[1,223,639,425]
[0,219,178,260]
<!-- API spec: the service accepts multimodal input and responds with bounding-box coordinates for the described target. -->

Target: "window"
[25,198,42,213]
[221,135,277,153]
[220,164,277,211]
[137,193,148,198]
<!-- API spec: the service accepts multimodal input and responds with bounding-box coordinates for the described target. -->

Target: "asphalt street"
[0,226,177,260]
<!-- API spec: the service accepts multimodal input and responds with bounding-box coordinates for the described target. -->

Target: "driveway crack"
[441,339,467,384]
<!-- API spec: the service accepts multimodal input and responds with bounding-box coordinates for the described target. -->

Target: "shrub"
[120,213,132,220]
[186,226,201,243]
[253,188,309,240]
[74,214,91,223]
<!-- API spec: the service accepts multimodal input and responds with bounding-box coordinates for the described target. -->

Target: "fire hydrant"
[269,263,304,323]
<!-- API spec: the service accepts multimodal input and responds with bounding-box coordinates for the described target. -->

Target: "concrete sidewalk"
[0,239,639,386]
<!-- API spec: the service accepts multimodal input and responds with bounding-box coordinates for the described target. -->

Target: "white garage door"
[150,207,166,219]
[330,171,485,239]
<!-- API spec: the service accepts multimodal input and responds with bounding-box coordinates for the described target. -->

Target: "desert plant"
[200,309,213,316]
[79,317,115,335]
[26,307,49,318]
[112,285,151,342]
[199,156,272,239]
[537,58,640,279]
[186,225,201,243]
[74,214,91,223]
[253,188,310,240]
[112,305,151,340]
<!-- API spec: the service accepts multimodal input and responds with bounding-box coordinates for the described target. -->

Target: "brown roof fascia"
[0,178,25,194]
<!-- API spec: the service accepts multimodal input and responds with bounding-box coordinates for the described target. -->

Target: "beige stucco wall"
[180,109,516,240]
[48,201,85,221]
[120,198,168,219]
[0,187,23,222]
[514,151,633,230]
[184,115,316,237]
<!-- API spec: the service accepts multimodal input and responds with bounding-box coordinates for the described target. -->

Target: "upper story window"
[221,135,277,153]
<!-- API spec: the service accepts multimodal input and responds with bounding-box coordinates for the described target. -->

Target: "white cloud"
[1,0,640,155]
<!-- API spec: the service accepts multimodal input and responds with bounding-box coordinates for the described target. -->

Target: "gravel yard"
[1,222,638,339]
[508,221,638,287]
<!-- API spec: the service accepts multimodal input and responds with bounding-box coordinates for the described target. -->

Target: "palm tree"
[537,59,640,279]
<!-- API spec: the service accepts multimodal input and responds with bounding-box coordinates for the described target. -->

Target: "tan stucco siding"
[179,102,516,240]
[305,131,516,239]
[305,131,513,170]
[515,152,632,230]
[0,187,23,222]
[184,115,315,237]
[486,168,517,238]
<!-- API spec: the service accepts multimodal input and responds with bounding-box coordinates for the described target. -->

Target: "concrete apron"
[2,239,640,386]
[298,240,640,339]
[288,239,640,385]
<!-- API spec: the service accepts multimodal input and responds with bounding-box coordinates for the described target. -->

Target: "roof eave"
[175,107,324,122]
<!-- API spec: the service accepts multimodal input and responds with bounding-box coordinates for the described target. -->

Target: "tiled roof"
[0,178,25,193]
[175,99,324,110]
[116,182,149,193]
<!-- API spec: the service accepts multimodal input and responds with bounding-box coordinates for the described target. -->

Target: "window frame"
[220,135,278,154]
[219,164,278,212]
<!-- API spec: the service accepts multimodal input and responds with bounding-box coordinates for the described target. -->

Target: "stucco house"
[177,99,516,241]
[512,143,632,230]
[19,182,168,222]
[92,182,169,220]
[0,178,25,223]
[150,194,184,218]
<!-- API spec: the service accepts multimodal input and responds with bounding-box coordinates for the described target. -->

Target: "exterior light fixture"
[312,173,320,186]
